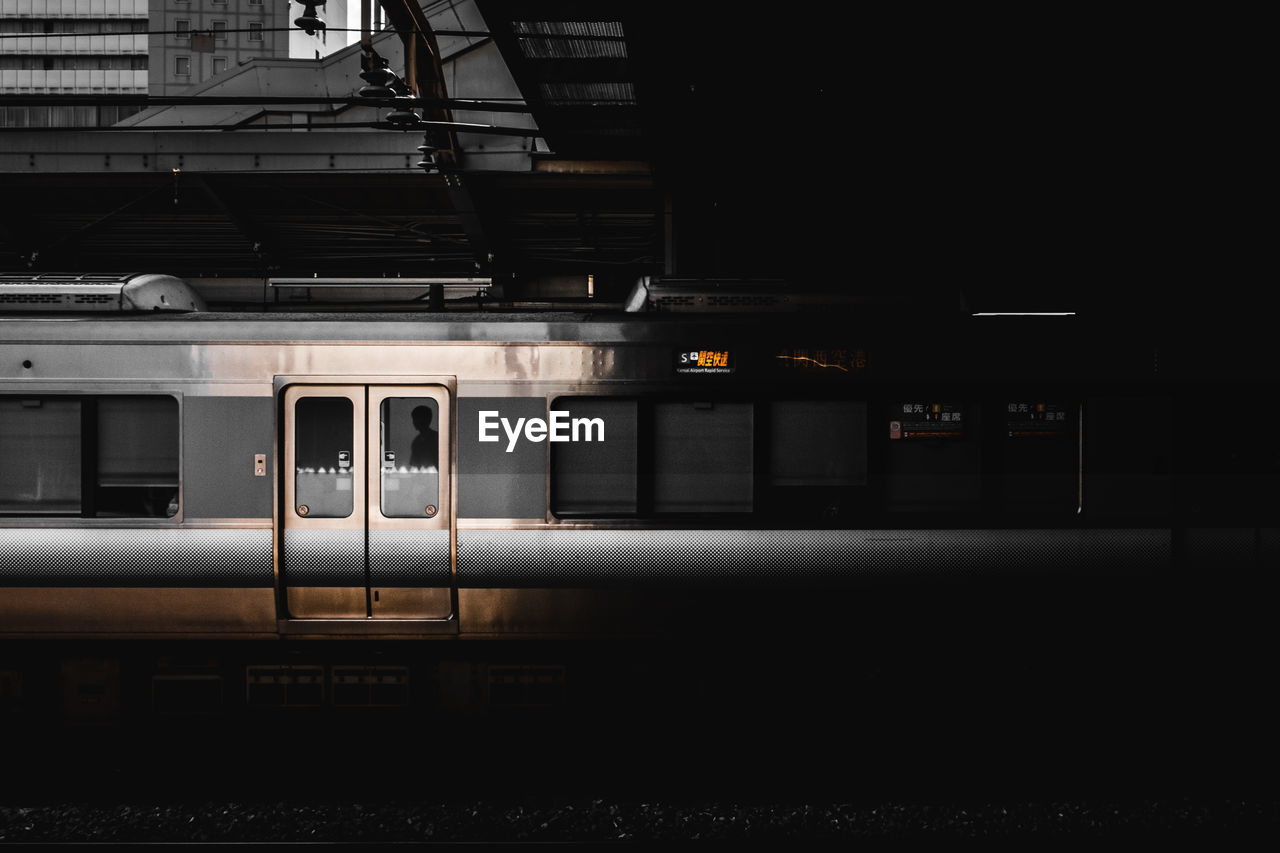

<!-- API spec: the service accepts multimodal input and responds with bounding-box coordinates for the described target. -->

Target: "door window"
[293,396,353,518]
[379,397,440,518]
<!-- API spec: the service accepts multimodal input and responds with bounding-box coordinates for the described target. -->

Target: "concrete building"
[121,0,540,176]
[1,0,356,121]
[0,0,149,126]
[147,1,354,96]
[148,0,289,96]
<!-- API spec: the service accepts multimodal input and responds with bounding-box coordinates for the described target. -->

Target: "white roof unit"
[0,273,206,312]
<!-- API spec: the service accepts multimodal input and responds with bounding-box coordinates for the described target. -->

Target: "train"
[1,273,1275,716]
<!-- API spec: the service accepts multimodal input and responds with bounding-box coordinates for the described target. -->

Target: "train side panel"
[0,366,279,636]
[8,315,1260,641]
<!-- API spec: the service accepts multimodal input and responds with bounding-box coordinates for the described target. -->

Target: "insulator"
[359,66,398,88]
[358,84,396,99]
[294,14,325,34]
[385,99,421,128]
[417,129,445,151]
[358,66,400,99]
[417,129,442,170]
[294,1,326,36]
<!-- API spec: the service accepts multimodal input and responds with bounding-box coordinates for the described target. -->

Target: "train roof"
[0,308,941,345]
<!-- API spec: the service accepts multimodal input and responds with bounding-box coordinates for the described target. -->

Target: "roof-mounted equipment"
[0,273,207,313]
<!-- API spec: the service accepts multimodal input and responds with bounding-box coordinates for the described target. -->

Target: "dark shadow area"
[2,570,1276,841]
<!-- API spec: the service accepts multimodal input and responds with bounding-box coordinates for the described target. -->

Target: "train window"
[550,398,753,516]
[94,396,180,517]
[378,397,439,518]
[551,398,638,515]
[770,401,867,486]
[0,395,178,518]
[0,398,82,514]
[294,397,354,519]
[653,402,753,513]
[885,400,982,512]
[1001,400,1077,513]
[1083,396,1171,518]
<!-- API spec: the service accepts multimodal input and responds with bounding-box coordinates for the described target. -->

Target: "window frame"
[546,387,1098,528]
[548,392,766,522]
[0,392,183,525]
[175,55,191,76]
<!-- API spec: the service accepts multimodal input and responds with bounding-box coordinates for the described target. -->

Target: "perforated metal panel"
[455,528,1170,588]
[281,529,364,587]
[368,529,451,587]
[0,528,272,587]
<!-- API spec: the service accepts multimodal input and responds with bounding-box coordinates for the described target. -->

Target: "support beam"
[378,0,460,170]
[442,171,493,275]
[190,175,271,272]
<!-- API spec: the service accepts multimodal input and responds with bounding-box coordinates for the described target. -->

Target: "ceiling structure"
[0,3,1178,314]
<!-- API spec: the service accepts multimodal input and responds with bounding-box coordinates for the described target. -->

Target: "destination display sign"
[675,349,734,374]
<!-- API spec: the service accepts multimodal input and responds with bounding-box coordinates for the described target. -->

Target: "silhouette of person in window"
[410,405,439,470]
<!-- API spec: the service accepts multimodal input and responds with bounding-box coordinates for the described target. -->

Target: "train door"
[281,384,453,620]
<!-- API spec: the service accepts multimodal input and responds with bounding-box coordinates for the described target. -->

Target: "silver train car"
[1,293,1273,657]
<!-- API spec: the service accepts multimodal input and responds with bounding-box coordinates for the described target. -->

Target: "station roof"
[0,3,1184,317]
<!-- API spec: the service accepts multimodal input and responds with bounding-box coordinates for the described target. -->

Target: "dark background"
[1,2,1272,843]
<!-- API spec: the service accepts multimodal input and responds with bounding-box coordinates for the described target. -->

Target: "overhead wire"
[0,119,541,134]
[0,28,491,39]
[0,95,533,111]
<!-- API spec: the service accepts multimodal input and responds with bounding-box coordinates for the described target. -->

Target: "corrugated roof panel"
[511,20,627,59]
[511,21,625,38]
[516,36,627,59]
[538,81,635,105]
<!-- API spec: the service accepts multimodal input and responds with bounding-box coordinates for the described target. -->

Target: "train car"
[1,279,1275,716]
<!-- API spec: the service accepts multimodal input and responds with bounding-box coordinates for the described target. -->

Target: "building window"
[212,20,227,40]
[249,0,262,4]
[212,0,226,4]
[175,19,190,40]
[212,56,227,74]
[175,56,191,76]
[248,22,263,41]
